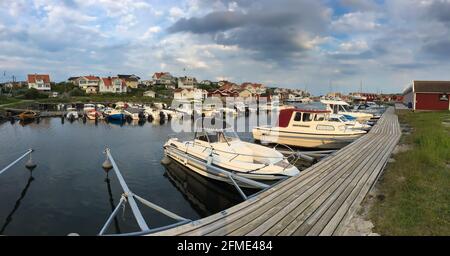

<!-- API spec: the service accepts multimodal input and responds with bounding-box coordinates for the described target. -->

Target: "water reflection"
[163,161,248,217]
[0,171,35,235]
[104,173,121,234]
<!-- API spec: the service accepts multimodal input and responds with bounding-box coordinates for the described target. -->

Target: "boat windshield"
[195,130,240,144]
[222,130,240,142]
[339,104,351,112]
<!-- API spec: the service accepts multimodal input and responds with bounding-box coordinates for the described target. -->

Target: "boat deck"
[150,107,401,236]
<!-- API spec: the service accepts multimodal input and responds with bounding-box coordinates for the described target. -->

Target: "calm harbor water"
[0,114,273,236]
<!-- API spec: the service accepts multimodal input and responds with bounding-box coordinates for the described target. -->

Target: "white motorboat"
[163,122,300,188]
[144,107,167,120]
[320,99,373,122]
[252,108,367,149]
[124,107,144,120]
[329,114,371,131]
[65,107,79,119]
[161,109,181,119]
[86,109,104,120]
[233,102,246,113]
[83,103,96,113]
[175,100,202,116]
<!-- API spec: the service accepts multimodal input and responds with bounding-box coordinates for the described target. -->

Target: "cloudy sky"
[1,0,450,94]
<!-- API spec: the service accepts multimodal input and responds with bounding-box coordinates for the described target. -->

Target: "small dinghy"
[163,120,300,188]
[86,110,103,120]
[18,111,38,121]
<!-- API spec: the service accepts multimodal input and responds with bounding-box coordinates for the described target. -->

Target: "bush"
[24,88,48,99]
[52,82,76,94]
[69,88,86,97]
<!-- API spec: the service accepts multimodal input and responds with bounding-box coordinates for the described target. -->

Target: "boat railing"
[165,144,270,200]
[0,149,35,176]
[98,148,191,236]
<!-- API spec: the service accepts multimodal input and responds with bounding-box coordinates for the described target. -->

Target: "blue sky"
[1,0,450,95]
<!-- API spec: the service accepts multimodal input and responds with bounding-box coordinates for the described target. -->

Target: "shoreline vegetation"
[370,110,450,235]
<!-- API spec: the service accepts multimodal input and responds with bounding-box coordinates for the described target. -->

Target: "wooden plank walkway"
[150,107,401,236]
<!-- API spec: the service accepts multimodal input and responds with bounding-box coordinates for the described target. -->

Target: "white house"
[177,76,197,89]
[74,76,100,94]
[143,90,156,98]
[174,88,207,100]
[27,74,51,91]
[99,77,128,93]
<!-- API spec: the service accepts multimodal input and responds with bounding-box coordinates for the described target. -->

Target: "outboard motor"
[159,111,166,121]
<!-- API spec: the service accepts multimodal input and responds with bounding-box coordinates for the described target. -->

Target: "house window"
[294,112,302,122]
[439,94,449,101]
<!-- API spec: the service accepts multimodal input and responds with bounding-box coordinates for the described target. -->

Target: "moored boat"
[123,107,144,120]
[86,110,103,120]
[83,104,96,113]
[65,107,79,119]
[18,111,38,121]
[163,122,300,188]
[252,108,367,149]
[104,108,125,121]
[320,99,373,122]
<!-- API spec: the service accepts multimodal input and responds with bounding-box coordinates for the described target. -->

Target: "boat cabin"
[278,108,331,128]
[320,100,352,114]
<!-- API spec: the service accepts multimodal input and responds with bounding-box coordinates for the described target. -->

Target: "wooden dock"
[150,107,401,236]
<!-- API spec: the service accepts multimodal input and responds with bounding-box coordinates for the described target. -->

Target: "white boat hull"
[164,146,287,188]
[252,127,364,149]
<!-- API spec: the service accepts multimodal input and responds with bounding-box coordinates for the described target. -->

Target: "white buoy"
[102,158,113,171]
[25,153,37,170]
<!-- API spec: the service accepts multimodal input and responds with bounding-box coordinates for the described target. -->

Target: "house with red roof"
[73,75,100,94]
[240,82,266,95]
[99,77,128,94]
[27,74,51,91]
[152,72,175,88]
[218,81,239,91]
[208,89,240,98]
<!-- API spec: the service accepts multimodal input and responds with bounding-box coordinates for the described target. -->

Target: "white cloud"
[169,7,184,19]
[332,12,381,32]
[339,40,369,52]
[140,26,162,39]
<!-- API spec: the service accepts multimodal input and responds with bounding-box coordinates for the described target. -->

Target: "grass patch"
[0,96,22,106]
[370,110,450,235]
